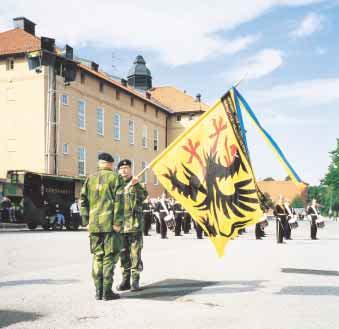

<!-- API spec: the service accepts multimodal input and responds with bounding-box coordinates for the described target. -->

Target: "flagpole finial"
[233,71,248,89]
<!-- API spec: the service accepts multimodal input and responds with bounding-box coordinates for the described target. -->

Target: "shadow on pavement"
[282,268,339,276]
[277,286,339,296]
[0,310,42,328]
[122,278,267,301]
[0,278,79,288]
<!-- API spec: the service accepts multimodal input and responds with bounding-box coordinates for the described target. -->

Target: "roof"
[0,28,40,56]
[257,180,308,203]
[78,63,172,114]
[149,86,210,113]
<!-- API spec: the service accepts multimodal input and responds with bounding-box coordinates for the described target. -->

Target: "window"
[113,154,120,170]
[77,100,86,129]
[130,96,134,107]
[99,81,104,92]
[144,103,147,112]
[61,95,68,106]
[63,143,69,154]
[142,126,148,148]
[153,173,158,185]
[80,71,85,84]
[116,89,120,100]
[153,128,159,151]
[113,113,121,140]
[189,114,194,121]
[176,114,181,122]
[141,161,147,183]
[128,120,135,145]
[96,108,104,136]
[6,58,14,71]
[77,147,86,176]
[155,109,159,118]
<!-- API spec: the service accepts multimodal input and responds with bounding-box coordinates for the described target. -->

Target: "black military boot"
[117,276,131,291]
[103,289,120,301]
[95,286,103,300]
[131,278,142,292]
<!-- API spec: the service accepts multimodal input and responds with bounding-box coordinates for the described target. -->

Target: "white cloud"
[247,78,339,107]
[0,0,326,65]
[224,49,283,83]
[290,13,323,38]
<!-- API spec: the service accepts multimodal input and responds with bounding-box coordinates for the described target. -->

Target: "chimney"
[146,91,151,99]
[91,62,99,72]
[196,93,201,102]
[13,17,36,35]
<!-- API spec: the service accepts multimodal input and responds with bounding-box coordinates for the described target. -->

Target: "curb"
[0,223,27,229]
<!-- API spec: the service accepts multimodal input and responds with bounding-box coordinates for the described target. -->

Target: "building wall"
[0,56,46,178]
[55,69,166,197]
[167,112,201,145]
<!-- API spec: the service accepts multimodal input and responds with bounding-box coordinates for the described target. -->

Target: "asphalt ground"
[0,219,338,329]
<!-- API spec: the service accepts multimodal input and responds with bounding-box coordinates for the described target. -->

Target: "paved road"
[0,220,338,329]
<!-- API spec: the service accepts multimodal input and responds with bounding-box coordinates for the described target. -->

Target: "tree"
[284,175,292,181]
[263,177,275,181]
[263,192,274,209]
[291,196,305,208]
[323,138,339,190]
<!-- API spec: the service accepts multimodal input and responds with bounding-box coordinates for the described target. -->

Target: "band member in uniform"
[157,193,168,239]
[307,199,320,240]
[173,200,183,236]
[182,209,192,234]
[283,199,293,240]
[193,220,203,239]
[70,199,81,229]
[274,196,288,244]
[142,197,152,236]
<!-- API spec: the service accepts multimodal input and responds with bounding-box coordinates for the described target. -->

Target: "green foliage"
[263,192,274,209]
[263,177,275,181]
[291,196,305,208]
[284,176,292,181]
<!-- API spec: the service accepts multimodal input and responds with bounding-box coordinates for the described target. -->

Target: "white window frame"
[96,108,104,136]
[153,128,159,151]
[63,143,69,155]
[141,161,147,183]
[77,100,86,130]
[142,126,148,148]
[61,94,69,106]
[77,146,86,176]
[176,114,182,122]
[113,113,121,141]
[128,119,135,145]
[6,58,14,71]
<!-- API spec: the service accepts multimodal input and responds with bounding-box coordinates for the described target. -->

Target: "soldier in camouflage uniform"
[116,159,148,292]
[80,153,124,301]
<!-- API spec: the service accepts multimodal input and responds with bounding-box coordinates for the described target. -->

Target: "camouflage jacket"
[122,177,148,233]
[80,168,124,233]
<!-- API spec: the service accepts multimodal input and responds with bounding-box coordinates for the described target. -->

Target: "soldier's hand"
[130,176,139,186]
[113,224,121,233]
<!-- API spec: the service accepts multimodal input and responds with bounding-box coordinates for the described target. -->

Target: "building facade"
[0,17,208,197]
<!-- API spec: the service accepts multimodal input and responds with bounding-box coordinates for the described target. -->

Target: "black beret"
[98,152,114,163]
[117,159,132,169]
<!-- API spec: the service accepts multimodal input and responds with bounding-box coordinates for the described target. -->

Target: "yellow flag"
[151,90,263,257]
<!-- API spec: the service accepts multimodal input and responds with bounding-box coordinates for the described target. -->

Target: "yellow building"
[0,17,209,196]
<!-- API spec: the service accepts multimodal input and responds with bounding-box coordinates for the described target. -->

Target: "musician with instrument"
[142,197,152,236]
[307,198,323,240]
[156,193,169,239]
[173,200,184,236]
[283,199,297,240]
[273,196,288,244]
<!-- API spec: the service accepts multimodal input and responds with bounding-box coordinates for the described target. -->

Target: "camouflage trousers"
[90,232,121,292]
[120,232,143,282]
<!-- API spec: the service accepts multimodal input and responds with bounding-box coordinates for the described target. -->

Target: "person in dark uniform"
[307,199,320,240]
[173,201,183,236]
[193,220,203,239]
[274,196,288,244]
[182,209,191,234]
[284,199,295,240]
[157,193,168,239]
[152,198,161,234]
[142,197,152,236]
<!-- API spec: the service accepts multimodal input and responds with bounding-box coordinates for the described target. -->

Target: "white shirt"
[70,202,80,214]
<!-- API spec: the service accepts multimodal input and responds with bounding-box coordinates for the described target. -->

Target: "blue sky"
[1,0,338,185]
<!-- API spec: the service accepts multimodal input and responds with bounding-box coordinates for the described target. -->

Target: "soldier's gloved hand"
[113,224,121,233]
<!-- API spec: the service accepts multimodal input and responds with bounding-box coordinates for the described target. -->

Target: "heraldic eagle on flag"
[151,88,265,256]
